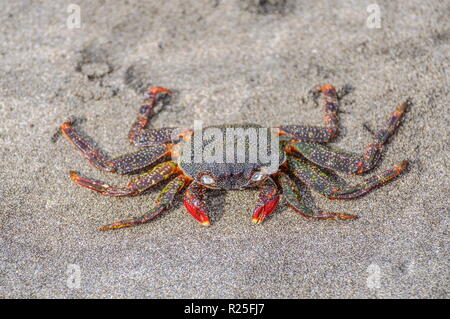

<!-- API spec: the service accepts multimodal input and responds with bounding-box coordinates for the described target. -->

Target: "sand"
[0,0,448,298]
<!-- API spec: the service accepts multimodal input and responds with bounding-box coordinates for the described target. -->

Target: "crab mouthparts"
[215,174,249,190]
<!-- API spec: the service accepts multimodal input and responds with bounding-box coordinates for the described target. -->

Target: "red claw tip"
[251,217,261,224]
[201,220,211,226]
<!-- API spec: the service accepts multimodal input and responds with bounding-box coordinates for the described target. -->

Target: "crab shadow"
[204,189,226,225]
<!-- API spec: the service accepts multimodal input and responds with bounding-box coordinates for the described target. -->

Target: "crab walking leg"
[288,156,408,200]
[128,86,176,146]
[277,84,340,142]
[289,101,408,174]
[183,182,211,226]
[318,84,340,132]
[61,122,111,171]
[61,121,170,173]
[277,173,357,220]
[252,177,280,224]
[99,175,189,231]
[104,145,170,174]
[69,161,178,197]
[131,127,181,147]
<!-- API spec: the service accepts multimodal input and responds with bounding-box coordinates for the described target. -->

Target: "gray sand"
[0,0,448,298]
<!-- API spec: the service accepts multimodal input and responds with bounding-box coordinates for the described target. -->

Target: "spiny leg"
[131,127,183,147]
[183,182,211,226]
[99,175,190,231]
[276,84,340,142]
[289,101,408,174]
[70,161,178,197]
[129,86,172,137]
[61,121,170,173]
[61,121,110,172]
[128,86,184,146]
[252,177,280,224]
[277,172,357,220]
[288,155,408,200]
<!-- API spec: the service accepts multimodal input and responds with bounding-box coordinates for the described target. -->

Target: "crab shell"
[177,124,287,190]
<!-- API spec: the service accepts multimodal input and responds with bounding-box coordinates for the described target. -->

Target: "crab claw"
[183,183,211,226]
[252,178,280,224]
[252,195,279,224]
[184,198,210,226]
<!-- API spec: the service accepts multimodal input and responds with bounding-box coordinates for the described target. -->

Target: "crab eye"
[200,174,215,185]
[251,171,266,182]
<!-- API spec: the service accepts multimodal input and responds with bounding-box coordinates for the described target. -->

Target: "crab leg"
[99,175,189,231]
[288,156,408,200]
[288,101,408,174]
[131,127,182,147]
[69,161,178,197]
[252,177,280,224]
[128,86,182,146]
[183,182,211,226]
[61,121,170,173]
[276,84,340,142]
[277,172,357,220]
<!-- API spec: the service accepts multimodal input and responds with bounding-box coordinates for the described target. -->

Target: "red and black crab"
[61,85,408,230]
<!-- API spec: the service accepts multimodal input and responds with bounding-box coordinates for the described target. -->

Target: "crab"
[61,85,408,230]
